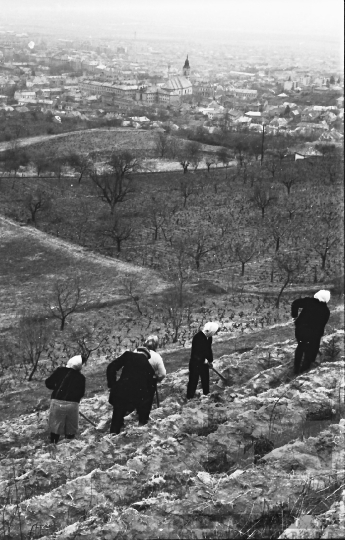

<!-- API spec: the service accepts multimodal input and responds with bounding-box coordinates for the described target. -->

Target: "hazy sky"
[1,0,344,43]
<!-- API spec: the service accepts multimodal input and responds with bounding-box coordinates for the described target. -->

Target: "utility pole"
[260,123,265,165]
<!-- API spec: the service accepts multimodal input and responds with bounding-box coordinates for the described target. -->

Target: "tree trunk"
[276,276,290,308]
[261,207,265,219]
[60,317,66,331]
[275,237,280,252]
[321,253,327,270]
[28,360,39,381]
[270,267,274,283]
[116,238,121,252]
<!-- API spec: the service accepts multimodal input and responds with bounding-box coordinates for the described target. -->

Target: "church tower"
[183,55,190,79]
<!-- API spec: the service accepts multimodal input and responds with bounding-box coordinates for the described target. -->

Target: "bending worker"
[45,354,87,444]
[142,335,166,414]
[187,321,219,399]
[291,289,330,375]
[107,346,155,435]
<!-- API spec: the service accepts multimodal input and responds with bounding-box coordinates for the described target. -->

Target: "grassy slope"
[0,216,167,329]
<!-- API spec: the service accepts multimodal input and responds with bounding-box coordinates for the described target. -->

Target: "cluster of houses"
[0,28,343,142]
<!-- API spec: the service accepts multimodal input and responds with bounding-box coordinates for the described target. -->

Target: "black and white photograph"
[0,0,344,538]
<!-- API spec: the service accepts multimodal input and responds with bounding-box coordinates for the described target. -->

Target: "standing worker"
[187,321,219,399]
[107,346,155,435]
[291,289,331,375]
[143,335,166,415]
[45,354,88,444]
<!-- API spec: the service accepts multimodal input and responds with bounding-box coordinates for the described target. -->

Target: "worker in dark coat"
[107,347,155,434]
[45,354,88,444]
[187,322,219,399]
[291,289,330,375]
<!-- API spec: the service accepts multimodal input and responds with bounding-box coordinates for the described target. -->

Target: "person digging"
[291,289,331,375]
[45,354,88,444]
[187,321,219,399]
[141,335,166,415]
[106,346,155,435]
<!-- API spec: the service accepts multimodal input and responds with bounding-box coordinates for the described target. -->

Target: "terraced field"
[0,330,344,539]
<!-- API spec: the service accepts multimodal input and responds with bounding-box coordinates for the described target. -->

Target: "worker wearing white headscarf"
[314,290,331,303]
[187,322,219,399]
[291,290,331,375]
[45,354,88,444]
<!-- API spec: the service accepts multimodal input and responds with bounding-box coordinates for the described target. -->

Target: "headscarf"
[202,322,220,337]
[144,335,159,351]
[66,355,83,370]
[314,290,331,303]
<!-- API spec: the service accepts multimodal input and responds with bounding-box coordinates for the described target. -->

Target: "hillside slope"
[0,216,167,330]
[0,329,344,539]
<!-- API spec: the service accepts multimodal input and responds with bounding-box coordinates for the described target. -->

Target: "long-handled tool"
[79,411,98,428]
[155,387,160,408]
[209,364,232,386]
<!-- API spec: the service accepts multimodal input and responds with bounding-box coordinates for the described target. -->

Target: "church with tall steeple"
[183,55,190,79]
[162,55,193,97]
[136,55,192,105]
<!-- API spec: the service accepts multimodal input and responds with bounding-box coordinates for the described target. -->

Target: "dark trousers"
[187,361,210,399]
[110,399,151,434]
[294,326,322,375]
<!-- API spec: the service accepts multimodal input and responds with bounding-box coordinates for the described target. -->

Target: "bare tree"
[188,141,202,171]
[16,312,52,381]
[167,137,179,159]
[155,131,169,158]
[107,150,141,180]
[251,184,275,218]
[279,165,300,195]
[91,171,135,214]
[205,156,215,173]
[101,212,133,253]
[23,190,52,226]
[74,199,92,245]
[120,273,148,316]
[233,241,256,276]
[264,157,281,178]
[275,251,303,307]
[31,154,50,177]
[146,196,173,241]
[186,228,217,270]
[67,153,92,183]
[48,277,83,331]
[308,209,342,270]
[63,323,108,360]
[178,177,196,208]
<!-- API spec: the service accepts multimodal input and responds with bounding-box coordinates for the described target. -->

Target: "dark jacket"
[190,330,214,366]
[107,351,155,407]
[291,297,330,336]
[45,367,85,403]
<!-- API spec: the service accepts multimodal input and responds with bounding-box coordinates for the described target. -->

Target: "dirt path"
[0,127,143,153]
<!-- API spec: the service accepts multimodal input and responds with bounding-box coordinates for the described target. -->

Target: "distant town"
[0,27,343,151]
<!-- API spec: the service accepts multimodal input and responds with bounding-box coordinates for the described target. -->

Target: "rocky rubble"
[0,332,344,539]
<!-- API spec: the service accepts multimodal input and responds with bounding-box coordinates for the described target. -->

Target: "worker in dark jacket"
[45,354,87,444]
[187,322,219,399]
[107,347,155,434]
[291,290,330,375]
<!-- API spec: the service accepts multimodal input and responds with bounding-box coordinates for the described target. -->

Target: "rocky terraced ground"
[0,331,344,539]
